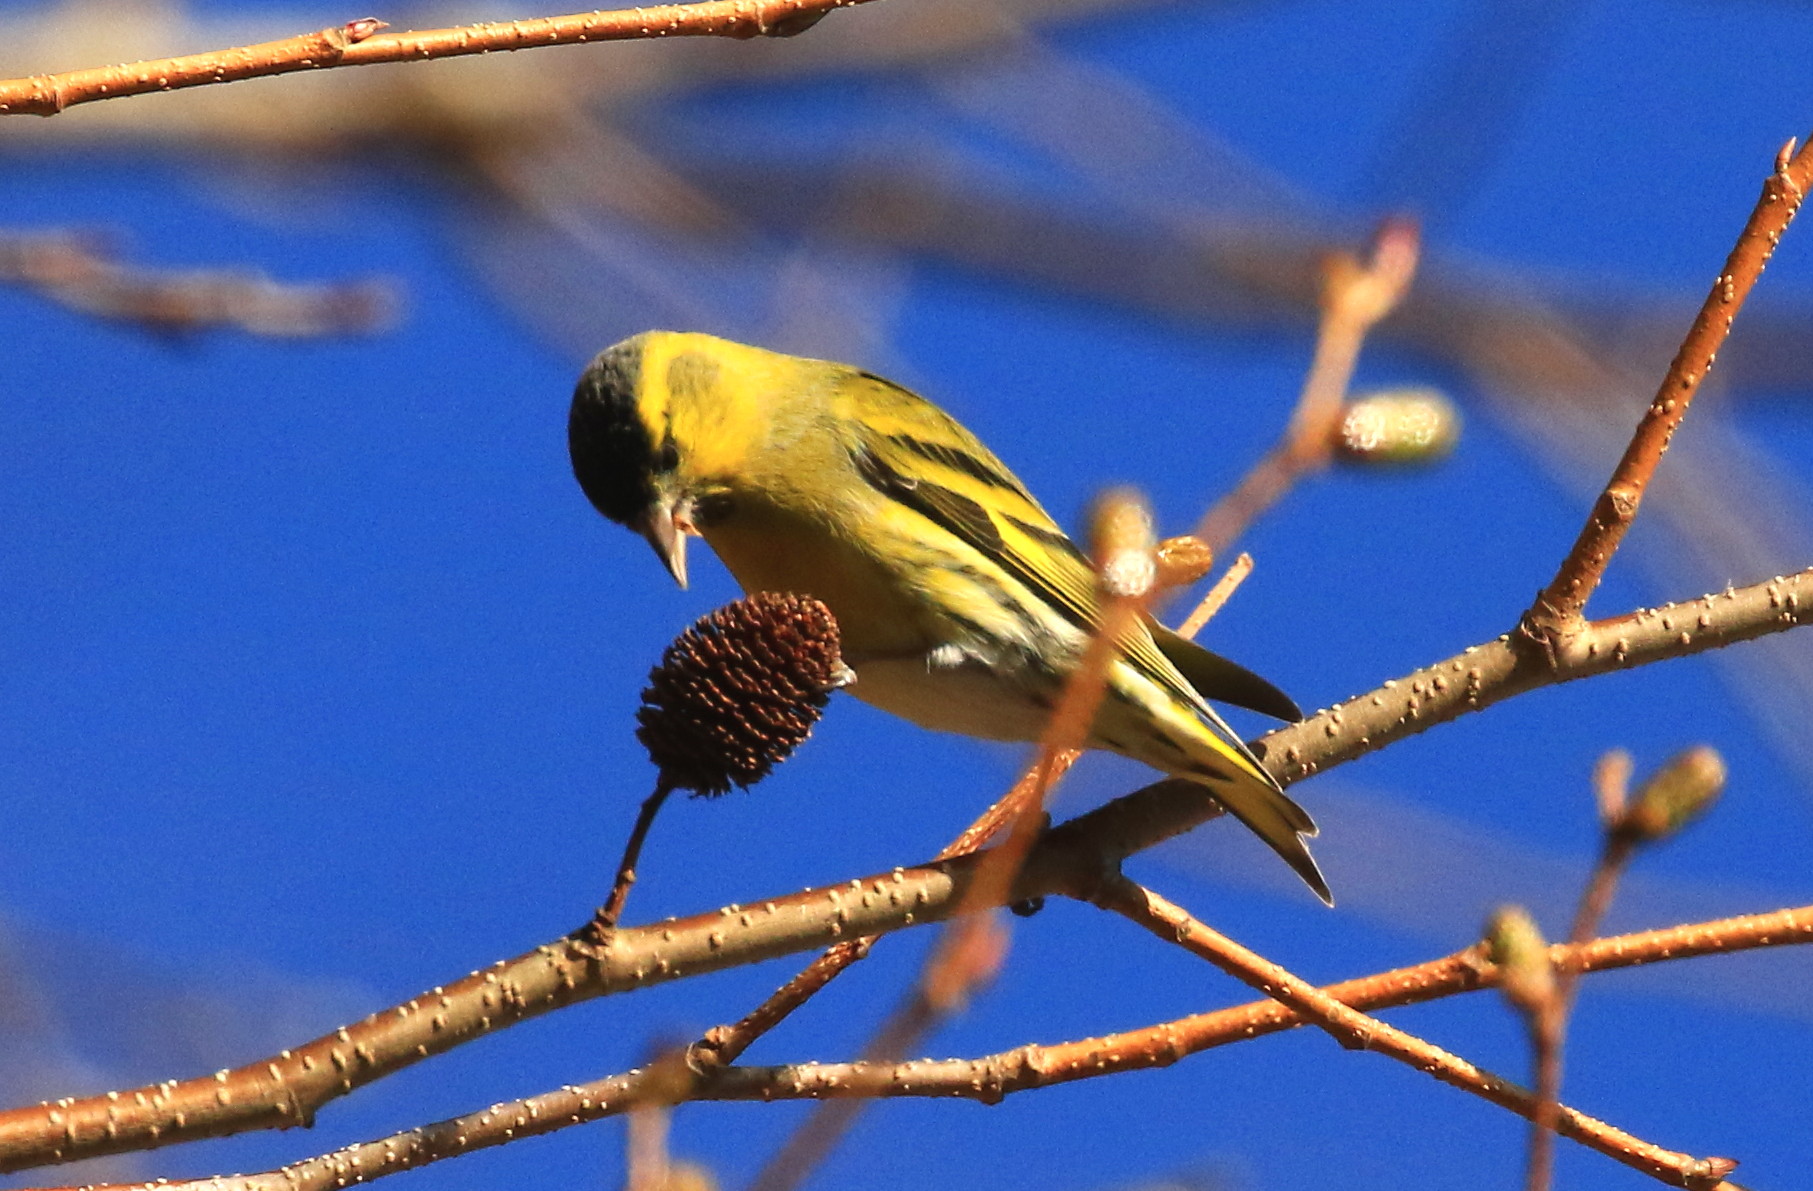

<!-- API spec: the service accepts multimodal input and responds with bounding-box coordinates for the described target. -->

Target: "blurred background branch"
[0,229,395,337]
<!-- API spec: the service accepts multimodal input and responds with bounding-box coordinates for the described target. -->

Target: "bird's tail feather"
[1197,769,1332,906]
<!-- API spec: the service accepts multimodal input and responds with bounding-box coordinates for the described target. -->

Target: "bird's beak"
[635,502,689,589]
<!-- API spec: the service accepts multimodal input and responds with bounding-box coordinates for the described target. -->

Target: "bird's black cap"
[570,338,657,525]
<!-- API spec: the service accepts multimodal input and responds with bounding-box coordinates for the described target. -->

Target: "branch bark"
[0,1,875,117]
[3,568,1809,1173]
[1521,136,1813,642]
[29,905,1804,1191]
[1095,878,1742,1188]
[1191,218,1418,555]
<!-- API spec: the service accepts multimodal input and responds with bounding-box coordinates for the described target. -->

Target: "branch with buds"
[1491,746,1729,1191]
[4,103,1811,1191]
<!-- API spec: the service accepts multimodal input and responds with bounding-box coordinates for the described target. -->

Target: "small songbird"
[568,332,1329,902]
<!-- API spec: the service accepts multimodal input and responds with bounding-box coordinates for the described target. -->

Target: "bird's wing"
[836,371,1269,755]
[1149,624,1303,722]
[837,371,1327,903]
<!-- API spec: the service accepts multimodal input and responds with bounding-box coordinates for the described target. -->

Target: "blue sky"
[3,2,1811,1189]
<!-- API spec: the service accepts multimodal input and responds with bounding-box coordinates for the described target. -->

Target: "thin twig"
[625,1046,697,1191]
[947,549,1252,858]
[1191,218,1418,555]
[1490,904,1564,1191]
[0,1,876,117]
[1093,876,1739,1188]
[1523,136,1813,644]
[594,781,677,931]
[1526,746,1724,1191]
[840,903,1809,1095]
[690,725,1083,1074]
[688,748,1053,1076]
[1175,552,1254,639]
[741,920,1004,1191]
[1527,770,1639,1191]
[625,1098,670,1191]
[951,502,1154,923]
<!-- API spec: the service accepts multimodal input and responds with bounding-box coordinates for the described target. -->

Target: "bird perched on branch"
[568,331,1328,902]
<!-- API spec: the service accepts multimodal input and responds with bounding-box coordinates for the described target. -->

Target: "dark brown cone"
[636,593,847,796]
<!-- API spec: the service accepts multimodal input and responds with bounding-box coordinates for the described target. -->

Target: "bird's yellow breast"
[700,497,936,662]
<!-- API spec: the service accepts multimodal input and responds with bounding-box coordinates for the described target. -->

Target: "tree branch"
[1092,877,1738,1188]
[1266,569,1813,783]
[4,566,1809,1173]
[0,230,395,336]
[1522,136,1813,642]
[1065,568,1813,874]
[0,1,876,117]
[790,903,1809,1098]
[32,905,1803,1191]
[0,852,991,1173]
[1191,218,1419,556]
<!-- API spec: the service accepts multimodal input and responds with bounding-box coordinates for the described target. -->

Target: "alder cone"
[636,593,846,796]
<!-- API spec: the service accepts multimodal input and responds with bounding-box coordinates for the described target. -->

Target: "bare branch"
[1523,137,1813,642]
[1524,746,1729,1191]
[1094,877,1738,1188]
[1267,570,1813,785]
[1073,569,1813,873]
[784,903,1810,1099]
[1174,551,1252,640]
[0,18,388,116]
[28,906,1804,1191]
[1191,218,1419,555]
[0,1,879,117]
[0,853,999,1173]
[746,489,1158,1191]
[5,563,1809,1173]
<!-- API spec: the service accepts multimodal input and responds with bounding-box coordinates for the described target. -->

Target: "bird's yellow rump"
[569,331,1329,902]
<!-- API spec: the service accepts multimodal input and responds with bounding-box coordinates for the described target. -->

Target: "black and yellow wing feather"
[838,368,1290,729]
[835,369,1327,901]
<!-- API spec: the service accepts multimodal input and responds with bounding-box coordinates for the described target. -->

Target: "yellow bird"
[569,332,1328,903]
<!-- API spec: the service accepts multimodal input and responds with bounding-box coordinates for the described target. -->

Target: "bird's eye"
[657,440,680,472]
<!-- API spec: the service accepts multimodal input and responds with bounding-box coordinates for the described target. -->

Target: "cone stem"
[596,780,677,932]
